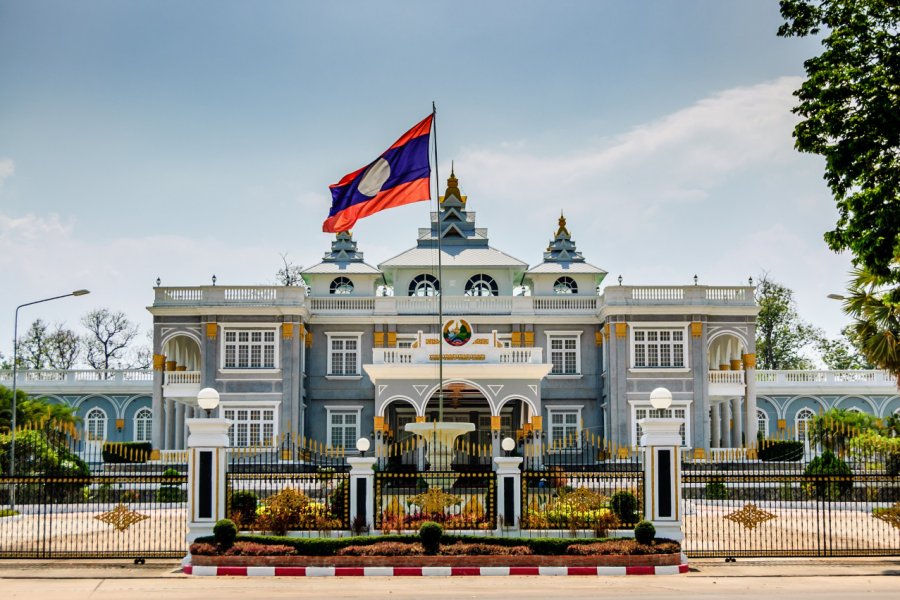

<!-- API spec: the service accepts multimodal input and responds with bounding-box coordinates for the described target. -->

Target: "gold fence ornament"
[724,503,777,530]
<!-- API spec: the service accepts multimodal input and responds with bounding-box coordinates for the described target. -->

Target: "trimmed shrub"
[609,491,638,524]
[156,467,186,502]
[758,441,804,462]
[418,521,443,555]
[634,520,655,545]
[229,491,258,528]
[255,488,343,535]
[440,542,532,556]
[705,480,728,500]
[224,541,295,556]
[803,450,853,500]
[338,542,424,557]
[102,442,152,463]
[567,540,680,555]
[213,519,238,549]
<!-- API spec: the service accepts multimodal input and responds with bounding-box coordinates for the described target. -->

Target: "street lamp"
[9,290,90,483]
[197,388,220,418]
[649,387,673,411]
[355,437,371,456]
[501,436,516,456]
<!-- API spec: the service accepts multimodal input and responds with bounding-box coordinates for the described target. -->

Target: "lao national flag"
[323,115,433,233]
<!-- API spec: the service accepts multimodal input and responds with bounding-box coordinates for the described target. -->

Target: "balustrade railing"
[0,369,153,385]
[154,286,307,307]
[603,285,755,306]
[755,370,895,386]
[164,370,201,385]
[708,370,745,385]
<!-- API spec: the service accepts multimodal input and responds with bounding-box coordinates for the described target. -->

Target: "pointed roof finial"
[442,161,463,204]
[556,211,570,237]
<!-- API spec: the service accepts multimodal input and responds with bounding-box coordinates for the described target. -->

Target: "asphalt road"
[1,559,898,599]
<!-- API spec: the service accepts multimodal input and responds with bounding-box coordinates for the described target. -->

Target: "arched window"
[795,408,815,442]
[408,274,440,297]
[330,277,354,295]
[86,407,107,442]
[134,407,153,443]
[756,408,768,437]
[465,274,498,297]
[553,276,578,294]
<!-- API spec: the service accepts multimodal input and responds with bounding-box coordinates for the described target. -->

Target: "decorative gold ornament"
[724,503,776,530]
[410,488,462,514]
[94,504,150,532]
[873,503,900,530]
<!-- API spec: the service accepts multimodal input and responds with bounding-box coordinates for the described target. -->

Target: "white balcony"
[373,346,543,365]
[755,369,896,394]
[708,370,746,397]
[153,286,307,307]
[163,370,201,398]
[0,369,153,394]
[602,285,756,306]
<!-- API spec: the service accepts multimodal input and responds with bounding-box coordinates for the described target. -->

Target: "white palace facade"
[5,173,900,455]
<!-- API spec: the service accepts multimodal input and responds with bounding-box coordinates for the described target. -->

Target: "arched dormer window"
[795,408,816,442]
[134,407,153,442]
[330,277,354,295]
[86,407,107,441]
[409,274,440,297]
[553,276,578,294]
[756,408,768,437]
[465,274,498,297]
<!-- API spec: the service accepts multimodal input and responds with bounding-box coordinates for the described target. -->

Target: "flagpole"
[432,101,444,423]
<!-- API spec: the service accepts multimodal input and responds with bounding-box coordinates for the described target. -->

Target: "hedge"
[758,441,803,462]
[102,442,153,463]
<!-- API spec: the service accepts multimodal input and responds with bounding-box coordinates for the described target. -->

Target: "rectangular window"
[223,329,277,369]
[547,409,580,448]
[634,407,687,446]
[632,328,686,368]
[548,334,580,375]
[328,335,361,376]
[223,407,276,447]
[329,411,359,450]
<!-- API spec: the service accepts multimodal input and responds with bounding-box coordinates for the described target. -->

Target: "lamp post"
[9,290,90,481]
[197,387,220,418]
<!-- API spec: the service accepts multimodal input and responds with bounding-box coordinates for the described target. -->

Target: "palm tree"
[841,266,900,385]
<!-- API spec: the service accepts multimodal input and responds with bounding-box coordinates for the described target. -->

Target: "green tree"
[778,1,900,280]
[818,325,874,369]
[841,265,900,383]
[755,274,822,369]
[0,385,80,433]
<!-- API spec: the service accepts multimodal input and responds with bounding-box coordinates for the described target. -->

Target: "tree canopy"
[778,0,900,280]
[755,274,822,369]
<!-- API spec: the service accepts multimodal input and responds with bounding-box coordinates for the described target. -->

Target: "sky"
[0,1,853,364]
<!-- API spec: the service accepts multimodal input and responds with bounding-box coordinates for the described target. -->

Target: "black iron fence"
[374,470,496,532]
[224,436,351,533]
[0,427,187,558]
[682,443,900,558]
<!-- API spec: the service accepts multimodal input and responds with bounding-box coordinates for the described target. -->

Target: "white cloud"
[0,158,14,189]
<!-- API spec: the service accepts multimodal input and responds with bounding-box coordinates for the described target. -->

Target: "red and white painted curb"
[183,564,689,576]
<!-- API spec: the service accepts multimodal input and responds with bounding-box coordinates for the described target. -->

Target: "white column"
[710,403,720,449]
[744,360,758,447]
[165,398,175,450]
[347,456,376,531]
[185,418,231,546]
[638,417,683,542]
[494,456,523,530]
[731,397,743,448]
[720,400,731,448]
[175,402,185,450]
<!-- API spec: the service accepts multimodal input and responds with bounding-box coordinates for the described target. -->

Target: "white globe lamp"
[501,436,516,454]
[355,437,371,455]
[649,387,672,411]
[197,387,221,417]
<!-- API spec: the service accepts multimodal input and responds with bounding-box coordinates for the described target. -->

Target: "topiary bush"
[758,440,804,462]
[610,491,638,524]
[634,520,655,545]
[229,490,258,528]
[803,450,853,500]
[156,467,186,502]
[213,518,238,549]
[705,480,728,500]
[419,521,443,555]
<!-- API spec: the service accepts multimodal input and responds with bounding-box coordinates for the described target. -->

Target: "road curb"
[182,563,690,576]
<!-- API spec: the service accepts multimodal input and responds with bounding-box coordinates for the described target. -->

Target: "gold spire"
[441,162,465,204]
[555,211,570,237]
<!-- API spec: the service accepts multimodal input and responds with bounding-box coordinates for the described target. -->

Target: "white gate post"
[185,418,231,544]
[347,456,377,532]
[639,418,684,542]
[494,456,523,530]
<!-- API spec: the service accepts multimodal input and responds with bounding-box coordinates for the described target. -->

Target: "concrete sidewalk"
[0,557,898,579]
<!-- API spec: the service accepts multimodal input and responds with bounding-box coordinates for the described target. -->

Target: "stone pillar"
[347,456,377,532]
[494,456,523,529]
[710,403,720,449]
[720,401,731,448]
[185,418,231,545]
[731,397,743,448]
[175,402,185,450]
[743,354,757,447]
[638,418,683,542]
[165,398,175,450]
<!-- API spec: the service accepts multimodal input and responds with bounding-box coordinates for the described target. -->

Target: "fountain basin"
[404,421,475,474]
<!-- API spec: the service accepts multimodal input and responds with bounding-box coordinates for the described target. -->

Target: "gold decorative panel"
[94,504,150,532]
[873,503,900,530]
[691,322,703,338]
[724,503,776,530]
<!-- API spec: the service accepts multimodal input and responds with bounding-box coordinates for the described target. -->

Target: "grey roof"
[526,261,607,275]
[379,246,528,269]
[301,261,382,275]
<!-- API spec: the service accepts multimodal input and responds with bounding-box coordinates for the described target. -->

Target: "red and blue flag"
[323,114,433,233]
